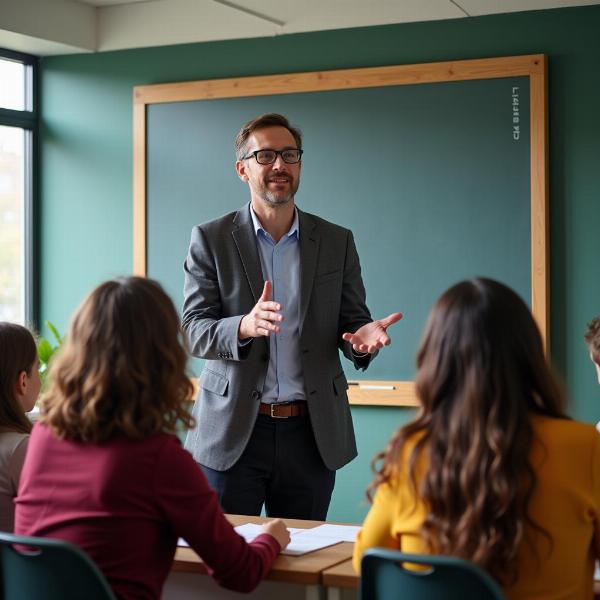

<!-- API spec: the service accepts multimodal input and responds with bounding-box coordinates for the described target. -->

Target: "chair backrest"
[0,531,117,600]
[361,548,505,600]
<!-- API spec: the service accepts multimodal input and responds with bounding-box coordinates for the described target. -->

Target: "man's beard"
[260,177,299,206]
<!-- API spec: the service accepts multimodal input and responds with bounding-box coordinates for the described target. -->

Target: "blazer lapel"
[232,204,264,303]
[298,209,319,334]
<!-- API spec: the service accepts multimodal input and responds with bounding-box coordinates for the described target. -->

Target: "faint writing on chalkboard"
[512,87,520,140]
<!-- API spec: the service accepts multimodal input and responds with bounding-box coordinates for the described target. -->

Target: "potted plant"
[37,321,62,388]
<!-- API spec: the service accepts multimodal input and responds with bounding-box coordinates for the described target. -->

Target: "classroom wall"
[39,5,600,522]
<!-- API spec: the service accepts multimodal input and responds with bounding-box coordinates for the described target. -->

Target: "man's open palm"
[342,312,402,354]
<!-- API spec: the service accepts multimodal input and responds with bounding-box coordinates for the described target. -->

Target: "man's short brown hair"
[585,315,600,364]
[235,113,302,160]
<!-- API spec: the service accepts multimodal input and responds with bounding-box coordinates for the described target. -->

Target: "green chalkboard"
[146,75,532,382]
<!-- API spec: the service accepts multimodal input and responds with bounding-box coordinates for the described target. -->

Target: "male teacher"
[183,113,401,520]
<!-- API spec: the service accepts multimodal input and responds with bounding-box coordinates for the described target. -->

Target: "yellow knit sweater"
[353,416,600,600]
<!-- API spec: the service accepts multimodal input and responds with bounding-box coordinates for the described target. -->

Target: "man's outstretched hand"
[342,313,403,354]
[239,281,283,339]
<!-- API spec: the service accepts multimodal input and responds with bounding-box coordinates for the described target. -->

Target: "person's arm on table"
[155,437,289,592]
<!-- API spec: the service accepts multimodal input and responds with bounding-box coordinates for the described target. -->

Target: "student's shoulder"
[377,429,428,492]
[399,428,428,456]
[533,414,595,433]
[533,415,599,450]
[147,432,197,466]
[148,433,204,486]
[0,430,29,458]
[0,429,29,445]
[119,433,190,475]
[141,431,182,452]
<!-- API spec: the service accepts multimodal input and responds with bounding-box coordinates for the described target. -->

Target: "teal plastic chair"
[361,548,505,600]
[0,532,117,600]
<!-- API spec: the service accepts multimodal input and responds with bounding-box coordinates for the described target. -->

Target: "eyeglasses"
[242,148,303,165]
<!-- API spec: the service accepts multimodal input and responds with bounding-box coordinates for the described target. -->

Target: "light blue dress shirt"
[250,206,305,404]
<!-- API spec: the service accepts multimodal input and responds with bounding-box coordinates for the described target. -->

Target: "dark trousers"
[200,414,335,520]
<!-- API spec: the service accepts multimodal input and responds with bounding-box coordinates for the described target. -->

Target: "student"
[0,322,39,532]
[353,278,600,599]
[15,277,289,600]
[585,314,600,384]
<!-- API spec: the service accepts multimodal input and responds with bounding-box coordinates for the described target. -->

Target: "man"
[585,315,600,385]
[183,113,401,520]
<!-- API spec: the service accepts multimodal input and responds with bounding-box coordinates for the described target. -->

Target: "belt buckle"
[271,402,289,419]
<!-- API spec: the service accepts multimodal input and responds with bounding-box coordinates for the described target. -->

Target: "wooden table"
[165,515,355,600]
[322,559,358,600]
[167,516,600,600]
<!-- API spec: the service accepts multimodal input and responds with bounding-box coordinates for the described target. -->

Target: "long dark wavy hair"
[370,278,567,584]
[0,322,36,435]
[41,277,195,442]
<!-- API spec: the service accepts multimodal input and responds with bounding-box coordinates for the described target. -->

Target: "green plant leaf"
[38,338,54,364]
[46,321,62,345]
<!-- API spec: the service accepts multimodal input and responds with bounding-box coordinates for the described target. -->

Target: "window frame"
[0,47,38,326]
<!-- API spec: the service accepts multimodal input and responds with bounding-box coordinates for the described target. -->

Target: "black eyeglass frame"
[242,148,304,165]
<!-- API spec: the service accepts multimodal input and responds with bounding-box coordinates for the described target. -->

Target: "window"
[0,49,37,324]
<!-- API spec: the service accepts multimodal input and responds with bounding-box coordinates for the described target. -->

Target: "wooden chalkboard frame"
[132,54,548,407]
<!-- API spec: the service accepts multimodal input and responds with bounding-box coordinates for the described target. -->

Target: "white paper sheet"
[177,525,303,549]
[233,523,304,542]
[299,524,361,543]
[178,523,361,556]
[233,523,339,556]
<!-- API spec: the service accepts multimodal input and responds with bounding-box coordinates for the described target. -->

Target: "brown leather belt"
[258,401,308,418]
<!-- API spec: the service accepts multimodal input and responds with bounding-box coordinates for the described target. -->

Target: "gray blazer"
[182,203,373,471]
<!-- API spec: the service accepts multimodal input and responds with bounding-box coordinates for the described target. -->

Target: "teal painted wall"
[40,5,600,522]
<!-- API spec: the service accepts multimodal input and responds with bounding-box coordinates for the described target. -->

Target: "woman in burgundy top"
[15,276,289,600]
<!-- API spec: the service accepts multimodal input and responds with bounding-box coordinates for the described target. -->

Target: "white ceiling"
[1,0,599,56]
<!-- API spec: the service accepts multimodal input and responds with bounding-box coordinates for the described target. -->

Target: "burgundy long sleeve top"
[15,423,279,600]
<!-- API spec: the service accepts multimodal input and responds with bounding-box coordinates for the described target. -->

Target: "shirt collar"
[249,204,300,240]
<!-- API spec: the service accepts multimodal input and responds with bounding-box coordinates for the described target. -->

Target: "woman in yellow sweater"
[353,278,600,600]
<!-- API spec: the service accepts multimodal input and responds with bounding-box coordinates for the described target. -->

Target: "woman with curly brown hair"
[14,277,289,600]
[353,278,600,599]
